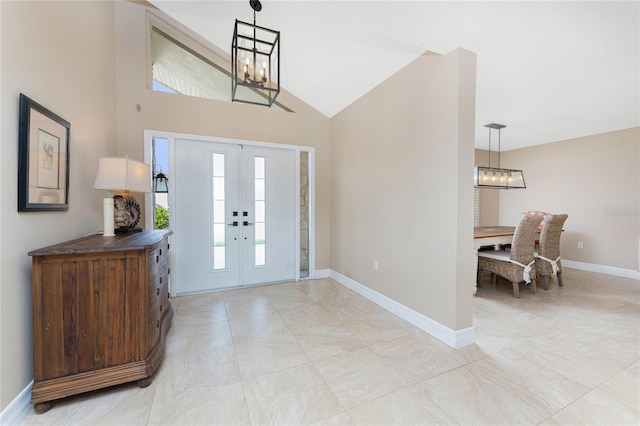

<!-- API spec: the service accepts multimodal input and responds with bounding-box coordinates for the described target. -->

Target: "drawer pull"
[160,304,163,312]
[156,320,160,328]
[156,255,159,263]
[156,288,160,296]
[159,277,162,284]
[160,249,162,256]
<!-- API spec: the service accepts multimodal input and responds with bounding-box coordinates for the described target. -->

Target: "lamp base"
[115,226,143,234]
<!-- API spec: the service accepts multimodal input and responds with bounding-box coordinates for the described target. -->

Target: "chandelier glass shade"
[474,166,526,189]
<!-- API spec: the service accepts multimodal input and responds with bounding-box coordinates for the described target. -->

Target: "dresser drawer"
[148,261,169,347]
[148,239,170,276]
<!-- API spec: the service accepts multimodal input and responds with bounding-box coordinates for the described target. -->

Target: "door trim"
[143,130,316,289]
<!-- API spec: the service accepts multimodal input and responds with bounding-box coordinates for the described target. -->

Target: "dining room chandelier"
[231,0,280,107]
[474,123,526,189]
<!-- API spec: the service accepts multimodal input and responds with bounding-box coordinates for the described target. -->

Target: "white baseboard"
[329,270,474,349]
[0,381,32,426]
[313,269,330,279]
[563,260,640,280]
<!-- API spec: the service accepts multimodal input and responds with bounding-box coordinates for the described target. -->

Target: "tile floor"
[21,268,639,425]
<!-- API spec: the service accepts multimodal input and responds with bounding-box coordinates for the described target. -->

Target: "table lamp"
[93,156,152,235]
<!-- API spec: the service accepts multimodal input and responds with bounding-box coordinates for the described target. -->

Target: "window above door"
[148,12,293,111]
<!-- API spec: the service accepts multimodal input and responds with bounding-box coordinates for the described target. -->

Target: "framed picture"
[18,94,70,212]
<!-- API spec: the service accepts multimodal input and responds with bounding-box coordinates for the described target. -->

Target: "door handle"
[243,221,254,226]
[228,221,238,227]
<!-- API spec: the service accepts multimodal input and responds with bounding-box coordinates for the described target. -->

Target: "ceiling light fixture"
[231,0,280,107]
[474,123,526,189]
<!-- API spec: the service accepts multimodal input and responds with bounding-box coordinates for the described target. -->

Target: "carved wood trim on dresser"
[28,230,173,413]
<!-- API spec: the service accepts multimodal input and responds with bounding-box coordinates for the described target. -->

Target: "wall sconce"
[93,156,152,235]
[474,123,526,189]
[153,171,168,193]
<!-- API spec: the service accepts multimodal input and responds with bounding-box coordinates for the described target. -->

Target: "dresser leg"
[34,401,53,414]
[137,377,152,388]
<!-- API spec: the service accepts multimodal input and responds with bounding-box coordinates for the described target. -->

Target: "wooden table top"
[28,229,173,256]
[474,226,516,239]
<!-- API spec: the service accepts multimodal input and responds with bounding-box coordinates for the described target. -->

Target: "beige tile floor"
[22,268,639,425]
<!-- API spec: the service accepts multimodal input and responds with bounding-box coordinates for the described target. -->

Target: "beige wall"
[497,127,639,271]
[0,1,117,411]
[330,49,476,331]
[114,2,332,268]
[0,1,330,413]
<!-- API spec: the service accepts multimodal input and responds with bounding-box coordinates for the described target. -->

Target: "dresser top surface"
[29,230,173,257]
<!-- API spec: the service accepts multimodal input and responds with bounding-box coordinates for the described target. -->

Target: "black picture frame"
[18,94,70,212]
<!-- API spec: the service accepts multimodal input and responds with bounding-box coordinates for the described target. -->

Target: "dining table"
[473,226,517,294]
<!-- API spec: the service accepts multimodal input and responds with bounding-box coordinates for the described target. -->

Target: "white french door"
[173,139,295,294]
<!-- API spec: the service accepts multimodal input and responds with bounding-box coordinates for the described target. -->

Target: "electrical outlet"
[373,260,379,272]
[577,242,584,249]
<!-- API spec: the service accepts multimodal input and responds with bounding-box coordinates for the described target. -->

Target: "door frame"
[143,130,317,290]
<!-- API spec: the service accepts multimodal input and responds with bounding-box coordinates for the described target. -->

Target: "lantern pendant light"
[231,0,280,107]
[474,123,526,189]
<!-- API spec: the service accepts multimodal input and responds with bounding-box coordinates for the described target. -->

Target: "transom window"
[150,25,292,111]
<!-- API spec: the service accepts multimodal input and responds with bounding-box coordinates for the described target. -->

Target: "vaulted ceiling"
[149,1,639,150]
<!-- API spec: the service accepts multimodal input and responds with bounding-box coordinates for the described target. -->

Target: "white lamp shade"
[93,156,152,193]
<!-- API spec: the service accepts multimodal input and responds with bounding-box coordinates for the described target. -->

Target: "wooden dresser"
[28,230,173,413]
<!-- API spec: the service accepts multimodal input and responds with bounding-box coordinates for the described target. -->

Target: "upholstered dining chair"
[535,214,569,290]
[477,214,544,297]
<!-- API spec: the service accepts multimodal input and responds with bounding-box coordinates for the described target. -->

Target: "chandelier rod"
[498,127,501,168]
[488,126,492,168]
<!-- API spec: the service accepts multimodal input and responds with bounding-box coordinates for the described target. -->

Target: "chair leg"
[557,272,563,287]
[542,275,548,290]
[530,278,537,294]
[512,282,520,298]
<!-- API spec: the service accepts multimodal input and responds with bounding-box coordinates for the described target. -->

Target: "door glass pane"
[255,179,265,201]
[255,200,265,222]
[255,222,266,244]
[255,157,266,266]
[213,177,225,199]
[213,151,225,175]
[213,246,226,270]
[255,156,265,179]
[212,153,226,270]
[213,200,225,223]
[213,224,226,247]
[255,244,265,267]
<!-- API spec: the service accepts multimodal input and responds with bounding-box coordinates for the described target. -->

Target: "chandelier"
[231,0,280,107]
[474,123,526,189]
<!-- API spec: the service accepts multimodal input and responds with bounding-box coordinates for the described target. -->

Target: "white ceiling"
[149,1,639,150]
